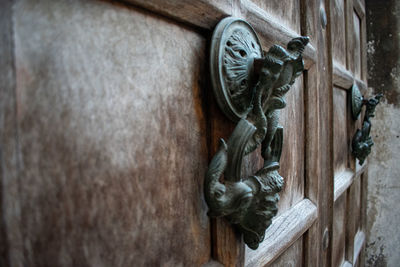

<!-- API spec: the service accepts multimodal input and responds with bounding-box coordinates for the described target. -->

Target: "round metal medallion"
[351,83,363,120]
[210,17,263,122]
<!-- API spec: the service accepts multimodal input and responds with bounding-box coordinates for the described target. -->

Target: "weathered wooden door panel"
[331,0,368,266]
[6,0,211,266]
[241,1,312,266]
[1,0,370,266]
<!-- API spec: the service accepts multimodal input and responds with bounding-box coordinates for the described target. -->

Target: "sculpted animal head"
[207,180,254,218]
[258,37,309,111]
[204,139,254,218]
[365,93,383,119]
[239,170,284,249]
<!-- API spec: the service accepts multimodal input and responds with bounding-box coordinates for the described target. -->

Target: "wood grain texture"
[334,163,366,201]
[352,0,367,81]
[12,0,211,266]
[212,217,245,267]
[360,172,367,232]
[352,230,365,266]
[125,0,317,71]
[277,78,305,213]
[318,0,335,264]
[333,61,354,89]
[124,0,233,29]
[331,0,347,66]
[359,7,367,82]
[303,50,323,267]
[0,1,24,266]
[249,0,301,32]
[245,199,317,267]
[333,87,349,173]
[303,0,335,266]
[334,169,354,202]
[332,194,346,267]
[202,259,225,267]
[353,0,366,19]
[346,176,362,263]
[304,65,319,204]
[239,0,317,70]
[345,0,354,71]
[353,11,362,78]
[270,237,303,267]
[0,0,369,266]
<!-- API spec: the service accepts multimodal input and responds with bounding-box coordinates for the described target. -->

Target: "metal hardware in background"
[205,17,309,250]
[351,84,364,120]
[351,85,383,165]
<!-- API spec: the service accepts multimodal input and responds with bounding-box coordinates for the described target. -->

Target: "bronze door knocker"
[204,17,309,250]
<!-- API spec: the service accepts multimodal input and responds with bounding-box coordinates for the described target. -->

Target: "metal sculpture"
[205,17,309,250]
[351,85,383,165]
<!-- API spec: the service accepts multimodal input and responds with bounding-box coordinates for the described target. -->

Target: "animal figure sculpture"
[204,36,309,249]
[352,93,383,165]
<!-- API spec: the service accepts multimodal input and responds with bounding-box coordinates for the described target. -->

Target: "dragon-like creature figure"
[352,93,383,165]
[204,36,309,249]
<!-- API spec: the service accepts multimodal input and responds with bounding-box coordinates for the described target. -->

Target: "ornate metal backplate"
[210,17,263,122]
[351,83,363,120]
[205,17,309,250]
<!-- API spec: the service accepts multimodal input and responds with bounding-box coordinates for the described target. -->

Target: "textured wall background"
[365,1,400,266]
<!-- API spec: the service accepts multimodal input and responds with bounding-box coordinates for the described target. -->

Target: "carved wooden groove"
[351,85,383,165]
[205,17,309,250]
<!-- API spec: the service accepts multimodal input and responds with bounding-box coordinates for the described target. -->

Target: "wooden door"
[208,1,332,266]
[0,0,368,266]
[331,0,368,267]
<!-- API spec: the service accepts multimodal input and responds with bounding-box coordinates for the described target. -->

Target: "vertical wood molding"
[0,0,23,266]
[360,6,368,82]
[303,0,334,266]
[346,0,354,72]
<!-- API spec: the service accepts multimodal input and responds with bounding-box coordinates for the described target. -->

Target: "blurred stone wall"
[365,1,400,266]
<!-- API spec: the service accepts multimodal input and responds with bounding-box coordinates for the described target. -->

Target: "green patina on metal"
[205,17,309,250]
[352,92,383,165]
[351,84,364,120]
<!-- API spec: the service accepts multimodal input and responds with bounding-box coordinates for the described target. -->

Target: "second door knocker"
[351,84,383,165]
[204,17,309,250]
